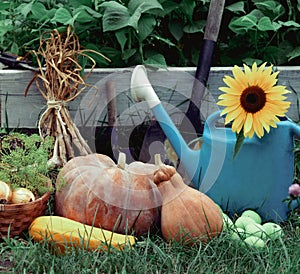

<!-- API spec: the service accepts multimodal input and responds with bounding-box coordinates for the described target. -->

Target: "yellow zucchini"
[29,216,136,253]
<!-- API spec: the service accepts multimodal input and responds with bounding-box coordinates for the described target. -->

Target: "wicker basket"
[0,191,51,238]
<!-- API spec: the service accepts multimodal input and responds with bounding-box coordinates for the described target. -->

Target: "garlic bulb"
[0,180,12,204]
[11,188,35,204]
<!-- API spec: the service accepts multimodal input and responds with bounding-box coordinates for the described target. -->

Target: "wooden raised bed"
[1,67,300,161]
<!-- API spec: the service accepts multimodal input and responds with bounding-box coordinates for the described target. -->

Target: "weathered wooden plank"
[0,67,300,130]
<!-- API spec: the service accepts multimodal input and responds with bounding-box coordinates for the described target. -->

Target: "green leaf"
[101,0,163,32]
[161,0,178,15]
[101,2,130,32]
[69,0,93,8]
[127,4,144,30]
[257,17,276,31]
[229,14,257,34]
[31,2,48,20]
[122,49,137,61]
[233,131,245,159]
[17,2,33,17]
[115,29,128,52]
[179,0,196,21]
[183,20,205,33]
[253,0,279,11]
[10,42,19,55]
[287,46,300,62]
[74,6,101,23]
[0,2,10,10]
[168,21,184,41]
[138,15,156,41]
[226,1,245,14]
[144,52,167,68]
[242,58,264,66]
[278,20,300,28]
[52,7,73,25]
[84,44,113,66]
[0,21,13,36]
[128,0,163,15]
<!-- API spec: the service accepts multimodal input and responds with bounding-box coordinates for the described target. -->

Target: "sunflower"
[217,62,291,138]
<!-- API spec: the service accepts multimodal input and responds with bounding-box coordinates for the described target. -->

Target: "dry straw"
[25,26,110,166]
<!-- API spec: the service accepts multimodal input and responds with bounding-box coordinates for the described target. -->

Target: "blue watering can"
[130,65,300,222]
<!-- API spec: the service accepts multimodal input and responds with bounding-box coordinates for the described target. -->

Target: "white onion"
[0,180,12,204]
[11,187,35,204]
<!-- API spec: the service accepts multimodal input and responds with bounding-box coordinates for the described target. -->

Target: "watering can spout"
[130,65,201,185]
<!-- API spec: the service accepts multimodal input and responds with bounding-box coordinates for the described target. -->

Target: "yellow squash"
[29,216,136,253]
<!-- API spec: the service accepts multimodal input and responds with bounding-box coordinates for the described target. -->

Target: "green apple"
[229,227,246,241]
[241,210,262,224]
[244,236,266,249]
[230,229,242,241]
[235,216,256,230]
[262,222,284,240]
[222,213,234,231]
[245,223,267,240]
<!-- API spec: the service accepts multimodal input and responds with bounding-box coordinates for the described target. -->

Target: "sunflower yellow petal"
[224,106,244,124]
[244,127,255,138]
[217,100,240,107]
[266,85,290,94]
[217,62,291,139]
[218,93,240,100]
[231,111,246,133]
[219,86,240,94]
[252,114,264,137]
[232,66,248,87]
[244,113,253,134]
[222,76,246,92]
[257,62,267,73]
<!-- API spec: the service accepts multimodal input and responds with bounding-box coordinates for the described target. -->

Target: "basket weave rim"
[0,191,51,212]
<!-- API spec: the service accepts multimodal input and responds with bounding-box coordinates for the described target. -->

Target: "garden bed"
[1,67,300,129]
[1,67,300,161]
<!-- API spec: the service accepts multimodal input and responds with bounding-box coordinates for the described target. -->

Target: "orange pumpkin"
[153,159,223,245]
[55,153,162,236]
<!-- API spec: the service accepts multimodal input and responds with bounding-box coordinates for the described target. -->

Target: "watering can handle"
[204,110,223,131]
[291,120,300,139]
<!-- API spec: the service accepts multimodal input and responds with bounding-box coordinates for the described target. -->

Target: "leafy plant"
[0,133,54,195]
[220,0,300,65]
[0,0,300,67]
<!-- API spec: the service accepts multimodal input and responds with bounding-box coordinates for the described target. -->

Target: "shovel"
[184,0,225,136]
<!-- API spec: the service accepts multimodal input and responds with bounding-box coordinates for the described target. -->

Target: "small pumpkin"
[153,156,223,245]
[55,153,161,236]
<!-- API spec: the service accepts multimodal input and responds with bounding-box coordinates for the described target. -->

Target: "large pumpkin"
[153,158,223,245]
[55,153,162,236]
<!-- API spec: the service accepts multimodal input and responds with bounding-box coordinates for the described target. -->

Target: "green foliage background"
[0,0,300,67]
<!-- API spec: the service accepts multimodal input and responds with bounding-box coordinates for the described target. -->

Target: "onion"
[11,187,35,204]
[0,180,12,204]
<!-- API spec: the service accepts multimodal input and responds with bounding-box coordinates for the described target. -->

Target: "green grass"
[1,217,300,274]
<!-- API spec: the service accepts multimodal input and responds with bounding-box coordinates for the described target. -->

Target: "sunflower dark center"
[240,85,266,113]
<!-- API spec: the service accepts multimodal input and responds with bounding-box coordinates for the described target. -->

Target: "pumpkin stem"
[153,165,176,185]
[154,154,163,166]
[117,152,126,169]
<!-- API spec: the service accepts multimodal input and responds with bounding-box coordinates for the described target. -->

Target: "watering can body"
[198,111,300,222]
[130,65,300,222]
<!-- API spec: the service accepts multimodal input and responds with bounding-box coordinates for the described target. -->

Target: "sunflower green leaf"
[233,131,245,158]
